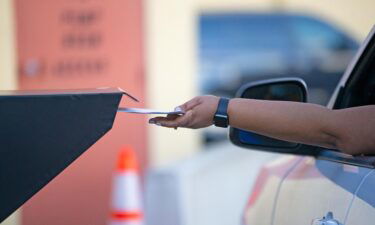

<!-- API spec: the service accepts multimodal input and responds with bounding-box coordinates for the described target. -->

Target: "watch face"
[214,114,228,127]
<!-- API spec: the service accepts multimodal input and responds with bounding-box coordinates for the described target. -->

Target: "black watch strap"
[214,97,230,128]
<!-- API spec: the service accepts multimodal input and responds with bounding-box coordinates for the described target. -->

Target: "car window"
[199,14,291,52]
[336,33,375,108]
[199,13,358,104]
[290,16,354,52]
[199,14,293,96]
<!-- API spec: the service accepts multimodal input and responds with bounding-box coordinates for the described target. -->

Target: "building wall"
[14,1,146,225]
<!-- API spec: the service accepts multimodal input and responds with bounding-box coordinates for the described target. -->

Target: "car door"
[337,25,375,225]
[345,170,375,224]
[273,156,372,225]
[272,26,375,225]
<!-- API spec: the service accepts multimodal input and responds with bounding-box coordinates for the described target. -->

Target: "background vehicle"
[199,12,359,144]
[199,13,359,104]
[230,26,375,225]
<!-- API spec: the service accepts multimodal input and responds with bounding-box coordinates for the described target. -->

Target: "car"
[229,25,375,225]
[199,12,359,105]
[199,12,359,144]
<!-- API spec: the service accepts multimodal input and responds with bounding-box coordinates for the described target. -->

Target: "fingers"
[149,110,193,128]
[149,114,178,124]
[166,114,179,120]
[148,96,201,129]
[149,116,170,125]
[164,110,192,128]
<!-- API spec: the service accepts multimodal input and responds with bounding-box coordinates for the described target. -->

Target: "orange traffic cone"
[109,147,143,225]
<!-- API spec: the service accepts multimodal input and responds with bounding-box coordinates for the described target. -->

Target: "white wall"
[0,0,17,90]
[145,0,201,168]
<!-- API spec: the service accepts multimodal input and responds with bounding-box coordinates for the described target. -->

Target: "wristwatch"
[213,97,230,128]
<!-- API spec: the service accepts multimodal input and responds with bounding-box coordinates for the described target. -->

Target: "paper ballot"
[118,107,184,115]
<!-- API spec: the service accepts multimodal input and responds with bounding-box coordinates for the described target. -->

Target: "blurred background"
[0,0,373,225]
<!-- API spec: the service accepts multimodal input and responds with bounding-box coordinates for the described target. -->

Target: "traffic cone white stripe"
[112,172,142,211]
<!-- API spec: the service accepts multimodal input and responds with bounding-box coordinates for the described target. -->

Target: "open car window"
[334,27,375,109]
[316,27,375,165]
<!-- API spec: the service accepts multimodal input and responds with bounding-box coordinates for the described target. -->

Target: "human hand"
[149,95,220,129]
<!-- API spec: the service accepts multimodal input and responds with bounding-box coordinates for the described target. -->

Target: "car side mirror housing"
[230,77,308,153]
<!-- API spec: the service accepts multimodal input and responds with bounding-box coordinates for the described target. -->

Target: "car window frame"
[327,26,375,109]
[314,26,375,168]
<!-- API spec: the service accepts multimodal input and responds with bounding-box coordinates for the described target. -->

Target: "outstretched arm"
[149,96,375,155]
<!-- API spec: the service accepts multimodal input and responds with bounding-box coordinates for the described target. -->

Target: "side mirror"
[229,78,308,153]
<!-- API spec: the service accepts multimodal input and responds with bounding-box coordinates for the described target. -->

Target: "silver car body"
[243,26,375,225]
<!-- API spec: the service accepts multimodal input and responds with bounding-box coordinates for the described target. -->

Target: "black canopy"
[0,88,136,222]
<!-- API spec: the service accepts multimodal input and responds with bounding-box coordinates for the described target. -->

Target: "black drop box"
[0,88,136,222]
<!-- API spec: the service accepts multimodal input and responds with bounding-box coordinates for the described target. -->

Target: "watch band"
[214,97,230,128]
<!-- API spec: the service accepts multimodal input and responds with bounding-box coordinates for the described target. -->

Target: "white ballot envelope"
[118,107,184,115]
